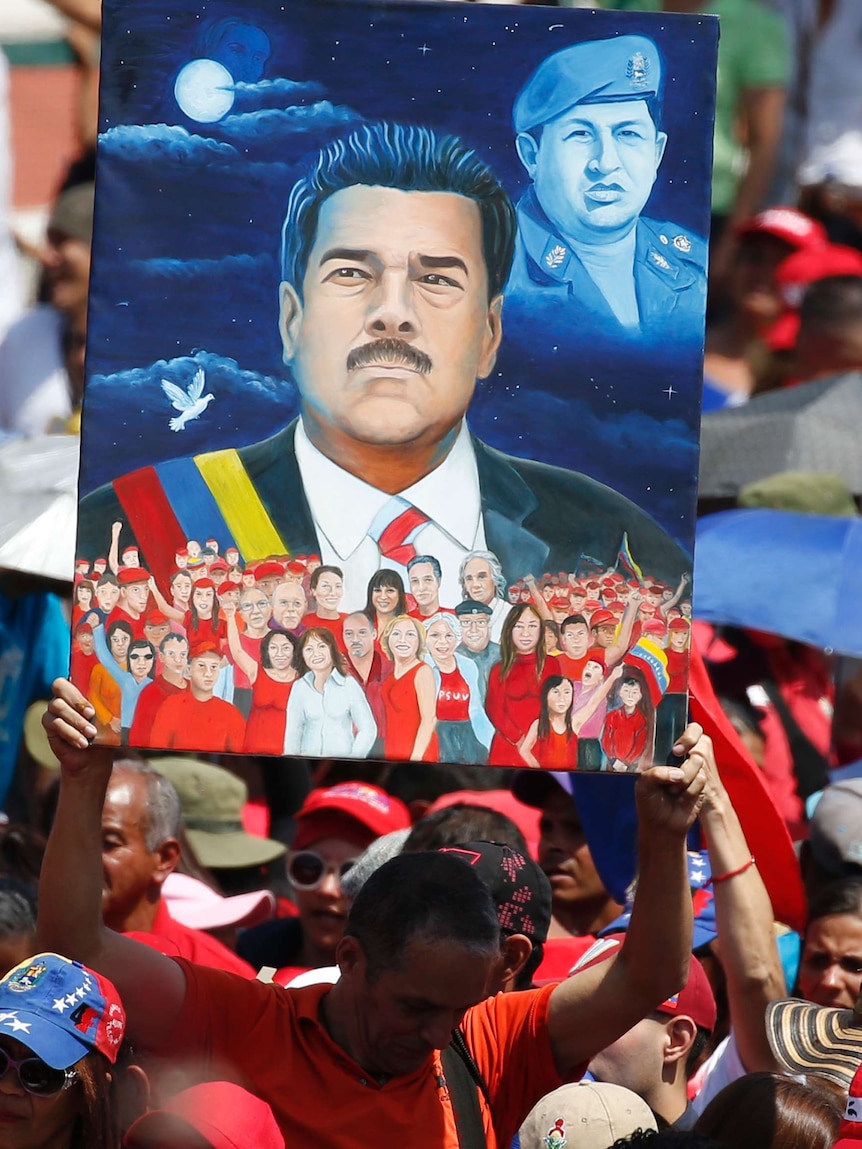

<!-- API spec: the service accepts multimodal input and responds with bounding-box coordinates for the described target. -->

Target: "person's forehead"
[306,185,486,273]
[381,937,495,1002]
[465,558,491,574]
[548,99,656,133]
[192,655,220,668]
[411,563,436,578]
[344,614,371,629]
[105,771,149,824]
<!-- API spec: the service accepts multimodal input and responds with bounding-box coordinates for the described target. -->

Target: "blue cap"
[514,35,662,134]
[454,600,493,617]
[0,954,125,1069]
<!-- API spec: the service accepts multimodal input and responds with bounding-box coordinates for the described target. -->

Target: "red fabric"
[486,654,560,766]
[244,673,293,754]
[302,612,347,651]
[557,653,591,682]
[688,643,807,933]
[665,649,689,695]
[162,966,568,1149]
[184,611,227,650]
[70,648,98,695]
[601,708,648,768]
[381,663,439,761]
[426,791,541,858]
[150,691,246,753]
[114,465,187,594]
[534,936,596,984]
[436,667,471,722]
[272,964,311,987]
[107,605,147,641]
[534,727,579,771]
[129,677,184,746]
[126,902,255,978]
[231,631,264,692]
[345,650,392,738]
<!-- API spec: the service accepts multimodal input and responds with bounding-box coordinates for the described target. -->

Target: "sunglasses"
[0,1048,78,1098]
[287,850,358,891]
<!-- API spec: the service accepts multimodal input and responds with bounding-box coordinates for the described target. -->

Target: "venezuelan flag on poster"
[616,532,644,582]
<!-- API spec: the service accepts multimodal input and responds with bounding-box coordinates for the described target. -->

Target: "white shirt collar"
[294,418,482,561]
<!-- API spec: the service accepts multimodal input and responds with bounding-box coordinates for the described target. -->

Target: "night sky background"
[81,0,718,553]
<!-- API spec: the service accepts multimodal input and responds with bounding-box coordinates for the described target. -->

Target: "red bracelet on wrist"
[709,857,756,885]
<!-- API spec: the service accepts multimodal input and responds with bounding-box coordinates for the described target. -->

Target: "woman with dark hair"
[88,619,132,746]
[364,570,408,641]
[0,952,126,1149]
[796,876,862,1008]
[284,628,376,757]
[694,1071,842,1149]
[380,614,438,762]
[71,580,96,629]
[92,628,156,742]
[244,629,300,754]
[521,666,623,770]
[485,603,560,766]
[601,664,655,772]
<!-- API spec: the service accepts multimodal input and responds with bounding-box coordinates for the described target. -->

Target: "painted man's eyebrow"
[318,247,375,267]
[417,254,469,277]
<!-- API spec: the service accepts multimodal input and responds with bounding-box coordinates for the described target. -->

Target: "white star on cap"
[52,998,69,1013]
[0,1011,17,1022]
[5,1019,31,1034]
[75,986,86,1001]
[65,993,77,1007]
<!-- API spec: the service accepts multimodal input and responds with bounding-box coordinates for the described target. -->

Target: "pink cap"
[162,873,275,932]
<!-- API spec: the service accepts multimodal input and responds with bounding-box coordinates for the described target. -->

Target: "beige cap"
[23,701,60,771]
[519,1082,657,1149]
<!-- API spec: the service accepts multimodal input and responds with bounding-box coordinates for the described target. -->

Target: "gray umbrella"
[698,371,862,497]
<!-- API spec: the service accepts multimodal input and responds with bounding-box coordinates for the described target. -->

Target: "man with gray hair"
[100,757,254,976]
[459,548,512,643]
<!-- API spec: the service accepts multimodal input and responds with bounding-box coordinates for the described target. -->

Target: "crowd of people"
[3,0,862,1148]
[66,536,693,772]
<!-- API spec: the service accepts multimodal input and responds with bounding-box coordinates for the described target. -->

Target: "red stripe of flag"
[114,467,188,594]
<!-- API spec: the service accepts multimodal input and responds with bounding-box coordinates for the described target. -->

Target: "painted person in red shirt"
[150,642,245,753]
[40,676,709,1149]
[485,603,560,766]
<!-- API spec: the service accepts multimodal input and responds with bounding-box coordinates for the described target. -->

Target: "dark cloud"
[215,100,361,145]
[98,123,238,164]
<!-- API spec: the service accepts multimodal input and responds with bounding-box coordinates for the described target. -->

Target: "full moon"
[174,59,235,123]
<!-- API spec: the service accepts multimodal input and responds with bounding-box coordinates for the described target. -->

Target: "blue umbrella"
[693,508,862,657]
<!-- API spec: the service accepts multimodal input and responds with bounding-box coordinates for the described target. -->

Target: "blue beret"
[514,35,662,135]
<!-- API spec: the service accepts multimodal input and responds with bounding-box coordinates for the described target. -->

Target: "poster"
[73,0,717,769]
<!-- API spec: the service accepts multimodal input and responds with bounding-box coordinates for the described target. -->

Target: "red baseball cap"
[735,207,827,251]
[255,561,285,581]
[669,618,691,631]
[209,557,229,572]
[573,935,716,1032]
[590,609,616,628]
[642,619,668,636]
[194,577,215,591]
[293,783,410,851]
[145,610,169,627]
[189,640,220,659]
[583,599,602,612]
[124,1082,284,1149]
[217,581,239,598]
[768,243,862,351]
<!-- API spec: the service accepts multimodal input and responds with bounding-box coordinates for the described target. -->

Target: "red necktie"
[369,497,430,566]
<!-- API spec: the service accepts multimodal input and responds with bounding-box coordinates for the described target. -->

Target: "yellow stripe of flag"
[195,449,287,561]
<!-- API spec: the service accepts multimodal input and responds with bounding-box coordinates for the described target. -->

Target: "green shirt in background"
[597,0,790,215]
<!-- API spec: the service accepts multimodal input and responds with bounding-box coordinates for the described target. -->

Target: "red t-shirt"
[437,667,471,722]
[302,612,347,651]
[557,653,591,683]
[126,903,255,978]
[161,965,568,1149]
[128,677,184,746]
[150,691,246,753]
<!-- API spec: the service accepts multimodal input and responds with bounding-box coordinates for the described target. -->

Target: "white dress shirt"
[295,418,487,612]
[283,668,376,757]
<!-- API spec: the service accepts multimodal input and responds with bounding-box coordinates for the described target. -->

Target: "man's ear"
[477,294,504,380]
[662,1015,697,1066]
[655,131,668,171]
[515,131,540,178]
[279,281,303,365]
[499,934,534,989]
[337,935,366,981]
[152,838,181,887]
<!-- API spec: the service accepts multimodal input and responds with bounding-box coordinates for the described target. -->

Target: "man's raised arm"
[38,678,188,1048]
[546,724,707,1077]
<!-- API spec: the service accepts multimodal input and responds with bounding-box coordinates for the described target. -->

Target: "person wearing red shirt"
[39,680,709,1149]
[486,603,560,767]
[70,621,98,695]
[108,567,151,640]
[128,632,189,746]
[100,758,253,977]
[602,668,653,772]
[303,565,347,649]
[150,642,245,753]
[343,610,392,752]
[665,618,691,695]
[557,614,592,682]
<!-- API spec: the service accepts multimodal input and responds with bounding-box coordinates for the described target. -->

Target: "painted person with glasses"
[90,625,156,744]
[238,783,410,985]
[0,952,124,1149]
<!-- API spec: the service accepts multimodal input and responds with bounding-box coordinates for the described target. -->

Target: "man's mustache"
[347,338,433,375]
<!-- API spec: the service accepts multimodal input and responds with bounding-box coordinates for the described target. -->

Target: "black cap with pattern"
[439,840,552,944]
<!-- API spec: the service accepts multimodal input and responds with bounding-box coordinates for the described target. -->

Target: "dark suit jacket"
[78,420,689,586]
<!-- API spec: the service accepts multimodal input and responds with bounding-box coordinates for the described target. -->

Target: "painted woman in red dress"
[380,614,438,762]
[244,629,300,753]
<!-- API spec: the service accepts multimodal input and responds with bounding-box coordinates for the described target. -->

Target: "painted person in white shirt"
[458,549,512,645]
[283,627,376,757]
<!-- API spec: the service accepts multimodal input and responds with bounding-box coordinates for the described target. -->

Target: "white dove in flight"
[161,369,215,431]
